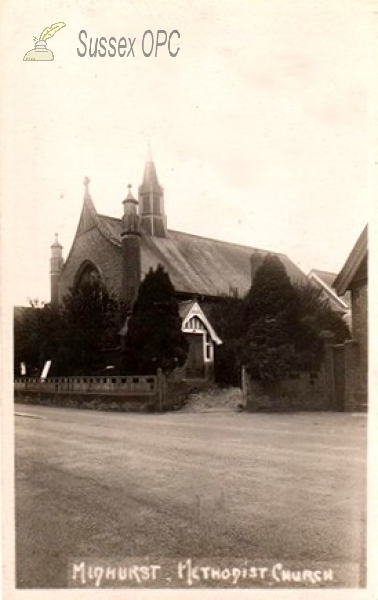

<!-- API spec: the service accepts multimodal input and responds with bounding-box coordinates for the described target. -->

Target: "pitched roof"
[97,214,308,298]
[178,300,195,321]
[310,269,338,290]
[308,269,351,311]
[179,300,222,344]
[334,226,368,296]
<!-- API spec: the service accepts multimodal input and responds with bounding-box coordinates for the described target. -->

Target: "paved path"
[15,404,367,588]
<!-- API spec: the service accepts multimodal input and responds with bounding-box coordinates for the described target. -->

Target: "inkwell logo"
[23,22,66,61]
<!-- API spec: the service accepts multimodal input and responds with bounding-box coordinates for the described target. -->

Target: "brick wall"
[242,357,336,412]
[59,227,123,301]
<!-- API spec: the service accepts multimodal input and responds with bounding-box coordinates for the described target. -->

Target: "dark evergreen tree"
[123,265,189,374]
[57,279,121,375]
[243,254,299,381]
[242,255,350,381]
[14,302,64,376]
[245,254,297,320]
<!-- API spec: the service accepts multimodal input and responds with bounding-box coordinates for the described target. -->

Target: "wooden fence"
[14,370,167,412]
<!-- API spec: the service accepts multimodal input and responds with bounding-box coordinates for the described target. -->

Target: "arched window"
[74,261,101,290]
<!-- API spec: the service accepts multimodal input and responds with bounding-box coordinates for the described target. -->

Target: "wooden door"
[185,333,205,378]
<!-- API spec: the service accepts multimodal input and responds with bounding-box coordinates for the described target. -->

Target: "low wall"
[14,375,157,394]
[14,372,199,412]
[241,364,336,412]
[14,374,162,412]
[14,390,155,412]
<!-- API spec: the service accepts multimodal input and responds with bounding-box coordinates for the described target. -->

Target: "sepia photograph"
[1,0,377,597]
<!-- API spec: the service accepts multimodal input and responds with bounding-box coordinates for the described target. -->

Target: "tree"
[14,302,64,376]
[243,254,299,381]
[122,265,188,374]
[14,281,126,377]
[242,255,350,381]
[58,279,121,375]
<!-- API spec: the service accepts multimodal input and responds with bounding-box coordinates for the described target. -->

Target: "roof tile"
[97,214,308,298]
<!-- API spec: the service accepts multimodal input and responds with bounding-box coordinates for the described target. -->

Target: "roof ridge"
[97,213,121,222]
[311,268,337,277]
[97,213,292,259]
[167,229,287,257]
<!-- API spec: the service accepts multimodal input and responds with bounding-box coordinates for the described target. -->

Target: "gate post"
[323,342,335,407]
[241,365,248,406]
[156,368,166,412]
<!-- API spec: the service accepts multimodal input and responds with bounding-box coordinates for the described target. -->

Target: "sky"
[0,0,375,306]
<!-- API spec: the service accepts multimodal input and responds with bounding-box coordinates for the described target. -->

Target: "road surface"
[15,404,366,588]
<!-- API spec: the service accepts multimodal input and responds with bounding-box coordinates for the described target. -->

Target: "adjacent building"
[333,226,368,410]
[308,269,351,329]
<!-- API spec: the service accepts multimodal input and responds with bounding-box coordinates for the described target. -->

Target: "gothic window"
[75,262,101,289]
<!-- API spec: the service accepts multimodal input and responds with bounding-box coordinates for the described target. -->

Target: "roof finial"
[126,183,136,200]
[83,176,91,200]
[51,232,62,249]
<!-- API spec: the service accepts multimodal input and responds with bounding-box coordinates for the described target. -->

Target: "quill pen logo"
[23,22,66,61]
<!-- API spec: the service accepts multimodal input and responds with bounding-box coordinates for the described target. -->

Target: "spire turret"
[122,184,140,234]
[50,233,64,306]
[121,184,141,306]
[138,147,167,237]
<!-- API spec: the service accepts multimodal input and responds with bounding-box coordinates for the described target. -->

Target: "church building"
[50,152,308,378]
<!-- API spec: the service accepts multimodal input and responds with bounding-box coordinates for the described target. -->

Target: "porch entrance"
[185,333,205,378]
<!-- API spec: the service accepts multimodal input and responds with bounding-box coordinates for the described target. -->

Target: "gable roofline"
[309,269,337,287]
[181,300,222,345]
[61,182,123,275]
[178,299,195,321]
[83,195,120,247]
[334,225,368,296]
[308,270,349,311]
